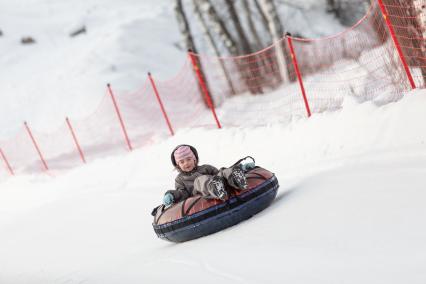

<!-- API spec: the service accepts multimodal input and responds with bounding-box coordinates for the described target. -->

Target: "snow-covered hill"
[0,0,344,138]
[0,0,184,137]
[1,90,426,283]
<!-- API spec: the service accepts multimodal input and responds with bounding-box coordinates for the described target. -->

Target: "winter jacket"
[165,164,219,203]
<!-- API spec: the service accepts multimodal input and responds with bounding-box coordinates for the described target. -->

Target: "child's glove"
[241,162,255,172]
[163,193,174,206]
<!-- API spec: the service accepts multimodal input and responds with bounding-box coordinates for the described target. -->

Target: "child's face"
[177,157,196,172]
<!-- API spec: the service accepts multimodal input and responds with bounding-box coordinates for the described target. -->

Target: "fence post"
[0,148,14,175]
[377,0,416,89]
[188,50,222,129]
[286,33,312,118]
[147,72,175,136]
[66,117,86,164]
[24,122,49,171]
[107,84,133,151]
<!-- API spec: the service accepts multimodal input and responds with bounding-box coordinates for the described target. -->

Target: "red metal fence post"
[377,0,416,89]
[24,121,49,171]
[107,84,133,151]
[188,50,222,129]
[148,72,175,136]
[0,148,14,175]
[65,117,86,164]
[286,34,312,118]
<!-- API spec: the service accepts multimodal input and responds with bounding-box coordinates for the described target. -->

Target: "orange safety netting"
[1,0,425,179]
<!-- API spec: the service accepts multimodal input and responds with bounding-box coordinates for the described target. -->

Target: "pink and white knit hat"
[174,145,196,162]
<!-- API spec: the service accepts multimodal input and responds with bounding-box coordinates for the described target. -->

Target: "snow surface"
[1,1,426,283]
[0,0,184,137]
[1,91,426,283]
[0,0,345,137]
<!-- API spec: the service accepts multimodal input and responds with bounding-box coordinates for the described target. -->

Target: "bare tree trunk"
[198,0,262,94]
[258,0,290,84]
[174,0,197,52]
[330,0,370,26]
[226,0,265,94]
[226,0,252,54]
[198,0,239,55]
[175,0,213,106]
[326,0,339,15]
[242,0,263,50]
[192,1,236,95]
[253,0,273,44]
[252,0,285,88]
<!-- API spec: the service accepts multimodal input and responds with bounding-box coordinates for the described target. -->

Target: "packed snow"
[1,1,426,283]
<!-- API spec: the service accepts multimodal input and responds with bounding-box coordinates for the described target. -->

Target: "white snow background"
[1,0,426,283]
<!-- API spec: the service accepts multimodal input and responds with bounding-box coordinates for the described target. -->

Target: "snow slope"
[1,91,426,283]
[0,0,344,137]
[0,0,184,137]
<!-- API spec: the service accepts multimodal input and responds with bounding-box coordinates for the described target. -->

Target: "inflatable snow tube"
[152,167,279,242]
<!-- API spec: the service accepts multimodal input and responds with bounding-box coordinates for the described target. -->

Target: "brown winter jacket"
[165,164,219,203]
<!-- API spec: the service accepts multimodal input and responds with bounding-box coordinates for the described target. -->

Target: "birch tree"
[258,0,290,83]
[227,1,266,93]
[192,0,236,95]
[198,0,239,55]
[253,0,274,44]
[226,0,252,54]
[174,0,197,52]
[242,0,264,50]
[174,0,213,106]
[198,0,264,94]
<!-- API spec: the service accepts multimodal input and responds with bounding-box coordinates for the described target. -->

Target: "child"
[163,144,248,206]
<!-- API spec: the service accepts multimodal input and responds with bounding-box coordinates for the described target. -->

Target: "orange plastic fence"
[0,0,424,178]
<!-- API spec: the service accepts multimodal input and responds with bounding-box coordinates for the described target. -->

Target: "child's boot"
[209,176,228,200]
[231,166,248,190]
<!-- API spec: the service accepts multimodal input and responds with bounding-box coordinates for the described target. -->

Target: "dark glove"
[151,205,160,216]
[163,192,174,206]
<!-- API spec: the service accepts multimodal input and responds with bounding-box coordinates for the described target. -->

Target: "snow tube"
[152,167,279,242]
